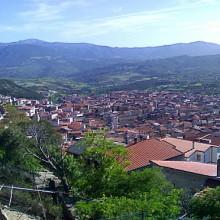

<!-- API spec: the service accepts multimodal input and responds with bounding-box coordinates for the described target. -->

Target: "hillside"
[69,54,220,94]
[0,79,42,99]
[0,40,220,78]
[78,54,220,82]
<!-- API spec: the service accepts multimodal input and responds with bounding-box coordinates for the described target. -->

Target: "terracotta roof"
[116,128,137,133]
[151,160,217,177]
[197,134,220,146]
[68,122,82,131]
[18,106,33,110]
[162,137,219,157]
[126,139,183,171]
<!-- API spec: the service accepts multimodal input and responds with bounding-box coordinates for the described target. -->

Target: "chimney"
[192,141,195,149]
[37,112,40,122]
[139,135,143,141]
[124,131,128,145]
[217,159,220,177]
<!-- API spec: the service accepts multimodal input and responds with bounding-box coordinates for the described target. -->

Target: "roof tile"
[151,160,217,177]
[126,139,183,171]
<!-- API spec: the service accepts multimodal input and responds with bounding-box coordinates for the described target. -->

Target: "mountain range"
[1,39,220,86]
[1,39,220,59]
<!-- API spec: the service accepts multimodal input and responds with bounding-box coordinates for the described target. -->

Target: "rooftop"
[126,138,183,171]
[162,137,219,157]
[151,160,217,177]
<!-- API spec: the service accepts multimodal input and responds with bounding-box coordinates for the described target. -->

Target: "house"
[0,113,3,121]
[68,121,85,131]
[18,106,36,117]
[59,117,74,126]
[67,144,86,156]
[58,127,71,141]
[151,160,220,191]
[88,119,104,129]
[16,98,32,106]
[126,138,184,171]
[196,133,220,146]
[0,95,12,104]
[162,137,220,164]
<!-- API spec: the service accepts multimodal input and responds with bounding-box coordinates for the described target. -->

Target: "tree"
[0,106,73,194]
[66,131,128,199]
[0,126,41,186]
[1,104,28,126]
[0,104,70,190]
[0,109,67,219]
[0,107,182,219]
[189,187,220,219]
[20,120,70,192]
[74,174,181,220]
[69,131,182,219]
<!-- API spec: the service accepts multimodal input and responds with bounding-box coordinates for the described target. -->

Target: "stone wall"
[160,167,208,192]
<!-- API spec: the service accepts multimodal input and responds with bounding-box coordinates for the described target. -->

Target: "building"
[18,106,36,117]
[162,137,220,164]
[126,138,184,171]
[151,160,220,191]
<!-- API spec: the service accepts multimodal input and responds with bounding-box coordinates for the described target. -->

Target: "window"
[196,153,202,161]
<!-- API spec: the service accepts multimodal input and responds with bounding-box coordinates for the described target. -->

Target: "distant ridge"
[1,39,220,57]
[1,38,220,48]
[0,39,220,78]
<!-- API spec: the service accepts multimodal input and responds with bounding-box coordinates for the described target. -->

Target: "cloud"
[14,1,178,38]
[59,9,172,41]
[112,7,124,14]
[19,0,91,22]
[198,0,217,4]
[59,1,209,40]
[0,25,17,32]
[2,0,220,44]
[181,21,220,33]
[174,0,219,11]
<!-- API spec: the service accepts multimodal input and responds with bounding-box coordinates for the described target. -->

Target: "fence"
[0,184,65,220]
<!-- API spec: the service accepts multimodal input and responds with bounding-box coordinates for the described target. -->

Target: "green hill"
[0,79,42,99]
[1,40,220,78]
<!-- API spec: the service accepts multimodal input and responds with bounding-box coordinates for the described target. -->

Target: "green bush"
[189,187,220,219]
[75,189,181,220]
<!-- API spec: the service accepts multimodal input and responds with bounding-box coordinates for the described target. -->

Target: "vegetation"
[0,106,65,219]
[189,187,220,219]
[15,78,90,97]
[1,40,220,79]
[1,40,220,219]
[0,106,183,219]
[74,171,181,219]
[0,79,42,99]
[2,106,220,220]
[64,132,182,219]
[7,53,220,96]
[0,99,220,220]
[2,40,220,97]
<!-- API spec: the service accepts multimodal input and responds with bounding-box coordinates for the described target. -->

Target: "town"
[2,0,220,218]
[1,90,220,192]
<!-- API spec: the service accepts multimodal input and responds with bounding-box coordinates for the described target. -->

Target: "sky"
[0,0,220,47]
